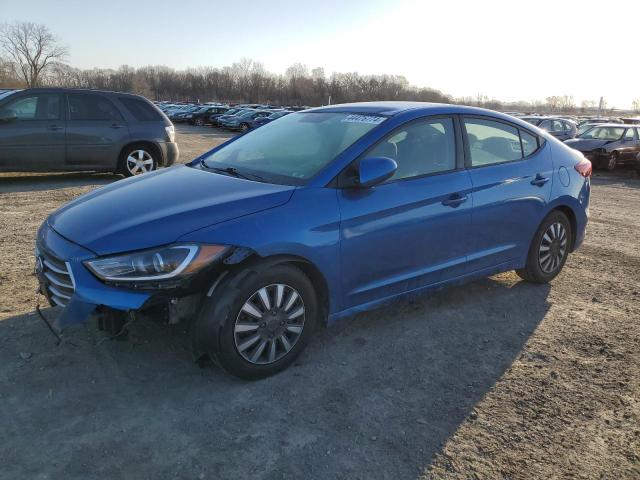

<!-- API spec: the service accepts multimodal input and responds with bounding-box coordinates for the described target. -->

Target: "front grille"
[39,249,75,307]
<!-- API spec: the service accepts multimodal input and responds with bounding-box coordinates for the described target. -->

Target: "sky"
[3,0,639,108]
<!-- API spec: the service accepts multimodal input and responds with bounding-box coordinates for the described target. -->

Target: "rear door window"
[464,118,523,166]
[68,94,123,121]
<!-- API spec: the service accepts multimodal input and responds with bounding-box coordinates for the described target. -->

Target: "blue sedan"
[36,102,591,379]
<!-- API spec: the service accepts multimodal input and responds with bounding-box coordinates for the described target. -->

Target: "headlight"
[84,244,227,282]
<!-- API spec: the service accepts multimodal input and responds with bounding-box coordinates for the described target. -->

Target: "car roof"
[521,115,571,121]
[306,101,538,119]
[12,87,147,99]
[587,123,631,128]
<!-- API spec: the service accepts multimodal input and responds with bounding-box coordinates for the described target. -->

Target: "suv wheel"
[120,146,157,177]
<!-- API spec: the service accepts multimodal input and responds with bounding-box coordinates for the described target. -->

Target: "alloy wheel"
[538,222,568,274]
[233,284,305,365]
[126,149,154,175]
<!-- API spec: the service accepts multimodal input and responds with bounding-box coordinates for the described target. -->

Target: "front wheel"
[240,123,249,132]
[194,117,204,126]
[604,152,618,171]
[199,264,318,380]
[516,211,572,283]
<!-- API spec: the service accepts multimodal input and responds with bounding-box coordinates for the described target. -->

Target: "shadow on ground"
[0,274,550,479]
[0,172,121,193]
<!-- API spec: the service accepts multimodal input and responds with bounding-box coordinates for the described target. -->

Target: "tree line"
[1,21,637,113]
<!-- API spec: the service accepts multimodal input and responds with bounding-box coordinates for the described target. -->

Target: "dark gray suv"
[0,88,178,176]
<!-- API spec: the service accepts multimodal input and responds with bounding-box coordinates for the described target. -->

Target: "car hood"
[564,138,609,151]
[48,165,295,255]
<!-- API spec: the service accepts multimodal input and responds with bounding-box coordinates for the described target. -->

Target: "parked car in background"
[577,117,622,127]
[577,123,600,136]
[220,109,273,131]
[211,108,247,127]
[188,106,229,126]
[171,105,203,123]
[252,110,293,128]
[520,116,577,141]
[0,88,177,176]
[35,102,590,379]
[565,124,640,170]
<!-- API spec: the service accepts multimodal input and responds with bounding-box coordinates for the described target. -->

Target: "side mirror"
[0,109,17,123]
[354,156,398,188]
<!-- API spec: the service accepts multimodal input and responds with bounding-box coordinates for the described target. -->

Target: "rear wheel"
[240,123,249,133]
[194,117,204,126]
[119,145,157,177]
[516,211,572,283]
[198,263,318,380]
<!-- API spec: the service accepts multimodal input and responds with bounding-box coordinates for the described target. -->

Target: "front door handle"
[47,125,63,131]
[442,193,468,208]
[110,124,125,129]
[531,174,549,187]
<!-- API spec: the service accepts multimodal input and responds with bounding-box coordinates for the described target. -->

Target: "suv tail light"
[574,158,592,177]
[165,125,175,142]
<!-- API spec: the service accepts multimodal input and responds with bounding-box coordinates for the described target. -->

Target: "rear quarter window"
[119,97,163,121]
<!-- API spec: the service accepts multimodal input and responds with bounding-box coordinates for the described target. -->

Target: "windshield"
[522,117,542,126]
[201,112,386,185]
[578,126,624,141]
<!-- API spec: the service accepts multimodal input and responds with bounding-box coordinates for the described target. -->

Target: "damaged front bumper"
[36,223,154,330]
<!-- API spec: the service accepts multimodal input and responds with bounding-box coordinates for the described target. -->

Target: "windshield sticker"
[341,114,386,124]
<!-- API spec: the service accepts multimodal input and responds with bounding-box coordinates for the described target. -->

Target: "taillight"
[574,158,592,177]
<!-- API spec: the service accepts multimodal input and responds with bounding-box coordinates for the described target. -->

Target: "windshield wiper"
[200,161,267,182]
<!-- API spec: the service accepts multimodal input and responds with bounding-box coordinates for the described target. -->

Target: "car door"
[463,116,552,271]
[620,127,638,160]
[65,93,130,170]
[337,116,473,309]
[0,92,65,172]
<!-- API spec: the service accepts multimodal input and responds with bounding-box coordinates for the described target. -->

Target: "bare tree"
[0,22,68,87]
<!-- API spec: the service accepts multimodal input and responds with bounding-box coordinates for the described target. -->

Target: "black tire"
[516,211,573,284]
[118,144,158,177]
[194,117,204,126]
[197,263,318,380]
[240,123,249,132]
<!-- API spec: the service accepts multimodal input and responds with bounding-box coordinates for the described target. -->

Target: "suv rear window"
[119,97,163,121]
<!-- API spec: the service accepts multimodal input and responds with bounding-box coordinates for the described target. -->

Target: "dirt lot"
[0,124,638,479]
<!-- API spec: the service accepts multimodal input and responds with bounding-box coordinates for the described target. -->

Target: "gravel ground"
[0,124,638,479]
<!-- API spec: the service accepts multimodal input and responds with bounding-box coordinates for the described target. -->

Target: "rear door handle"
[110,124,125,129]
[531,174,549,187]
[47,125,63,131]
[441,193,468,208]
